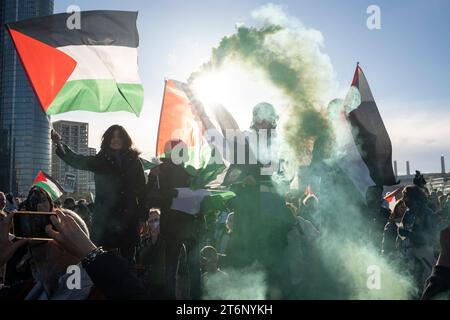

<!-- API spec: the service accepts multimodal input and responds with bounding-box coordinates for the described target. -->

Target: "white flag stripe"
[171,188,211,215]
[57,45,141,84]
[46,178,63,197]
[332,108,375,198]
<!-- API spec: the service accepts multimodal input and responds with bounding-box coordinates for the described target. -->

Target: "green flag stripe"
[34,182,60,200]
[45,80,144,116]
[200,190,236,213]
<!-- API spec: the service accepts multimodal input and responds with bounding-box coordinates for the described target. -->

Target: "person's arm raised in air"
[51,130,97,172]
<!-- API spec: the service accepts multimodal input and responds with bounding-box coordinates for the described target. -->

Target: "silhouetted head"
[413,170,426,188]
[63,197,76,210]
[6,193,14,204]
[163,139,188,164]
[250,102,278,130]
[403,185,427,209]
[163,139,186,154]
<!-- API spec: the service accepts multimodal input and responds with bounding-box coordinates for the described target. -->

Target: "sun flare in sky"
[190,59,289,131]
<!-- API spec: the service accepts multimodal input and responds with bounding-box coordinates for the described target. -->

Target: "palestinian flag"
[6,10,143,116]
[140,157,161,171]
[327,97,375,198]
[384,186,404,212]
[156,79,239,188]
[200,190,236,213]
[170,188,235,215]
[32,171,65,201]
[347,63,397,186]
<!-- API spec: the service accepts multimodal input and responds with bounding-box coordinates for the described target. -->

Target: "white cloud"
[380,99,450,173]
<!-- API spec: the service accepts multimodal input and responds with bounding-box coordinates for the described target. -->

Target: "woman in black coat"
[51,125,147,260]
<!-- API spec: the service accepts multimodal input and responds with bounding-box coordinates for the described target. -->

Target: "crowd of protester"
[1,117,450,300]
[380,171,450,298]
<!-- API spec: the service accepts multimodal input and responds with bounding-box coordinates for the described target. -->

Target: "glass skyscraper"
[0,0,54,196]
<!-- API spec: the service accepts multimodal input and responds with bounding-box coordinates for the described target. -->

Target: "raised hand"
[50,129,61,144]
[45,209,97,261]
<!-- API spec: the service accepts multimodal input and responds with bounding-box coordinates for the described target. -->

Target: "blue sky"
[53,0,450,174]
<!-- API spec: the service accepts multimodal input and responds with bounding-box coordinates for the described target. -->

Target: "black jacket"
[422,265,450,299]
[147,158,204,240]
[400,206,438,247]
[84,251,148,299]
[55,143,147,248]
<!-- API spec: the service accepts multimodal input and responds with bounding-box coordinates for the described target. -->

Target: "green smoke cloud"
[190,3,336,163]
[192,3,417,300]
[203,265,267,300]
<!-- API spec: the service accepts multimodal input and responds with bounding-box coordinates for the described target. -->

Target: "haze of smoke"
[190,3,336,164]
[318,96,418,299]
[284,183,417,299]
[314,200,417,299]
[202,266,267,300]
[193,4,417,299]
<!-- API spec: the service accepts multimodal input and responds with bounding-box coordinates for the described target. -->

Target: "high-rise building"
[52,120,89,194]
[0,0,54,196]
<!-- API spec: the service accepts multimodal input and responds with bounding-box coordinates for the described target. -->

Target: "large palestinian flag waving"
[156,79,239,188]
[155,79,239,214]
[6,10,143,116]
[156,80,239,156]
[32,171,65,201]
[348,63,397,186]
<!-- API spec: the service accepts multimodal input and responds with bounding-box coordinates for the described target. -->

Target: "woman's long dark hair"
[100,125,140,155]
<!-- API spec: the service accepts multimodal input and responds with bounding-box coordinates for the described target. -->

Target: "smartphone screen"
[12,211,55,240]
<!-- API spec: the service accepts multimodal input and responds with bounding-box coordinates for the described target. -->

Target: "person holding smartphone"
[51,125,147,261]
[3,187,54,286]
[1,208,98,299]
[1,208,147,299]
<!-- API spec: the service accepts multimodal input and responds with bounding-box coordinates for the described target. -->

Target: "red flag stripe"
[33,170,47,184]
[351,64,361,86]
[384,186,404,202]
[7,28,77,112]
